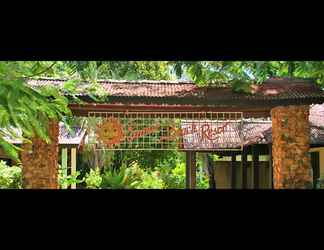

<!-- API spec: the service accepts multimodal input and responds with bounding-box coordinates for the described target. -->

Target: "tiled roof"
[58,123,87,145]
[309,103,324,127]
[27,77,324,107]
[240,104,324,145]
[250,77,323,99]
[181,104,324,149]
[27,78,198,98]
[242,121,272,145]
[101,81,197,98]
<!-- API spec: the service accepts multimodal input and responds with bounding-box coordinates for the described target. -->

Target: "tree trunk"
[21,119,59,189]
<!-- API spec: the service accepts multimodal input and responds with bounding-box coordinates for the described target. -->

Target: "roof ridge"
[29,77,195,84]
[265,77,316,84]
[29,77,69,81]
[98,79,195,84]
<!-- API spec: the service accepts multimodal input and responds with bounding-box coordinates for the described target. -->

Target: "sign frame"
[87,111,244,151]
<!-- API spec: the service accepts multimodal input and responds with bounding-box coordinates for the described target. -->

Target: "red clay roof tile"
[27,77,324,107]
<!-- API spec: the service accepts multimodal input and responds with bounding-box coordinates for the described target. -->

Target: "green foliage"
[169,61,324,87]
[100,166,137,189]
[57,61,174,81]
[84,164,169,189]
[136,171,164,189]
[315,178,324,189]
[160,163,186,189]
[160,161,209,189]
[59,61,324,93]
[83,165,136,189]
[0,160,22,189]
[0,61,71,160]
[231,79,253,94]
[130,166,164,189]
[170,61,253,86]
[50,61,324,88]
[80,146,209,189]
[0,138,21,161]
[84,168,102,188]
[58,164,84,189]
[132,150,179,171]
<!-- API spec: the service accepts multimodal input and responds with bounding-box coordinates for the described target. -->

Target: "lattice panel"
[87,112,244,151]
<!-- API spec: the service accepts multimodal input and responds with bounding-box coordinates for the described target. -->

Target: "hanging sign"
[88,112,243,151]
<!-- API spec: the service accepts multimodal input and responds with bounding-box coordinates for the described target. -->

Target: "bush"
[131,167,164,189]
[160,162,209,189]
[0,160,22,189]
[84,164,165,189]
[58,164,84,189]
[315,178,324,189]
[83,154,209,189]
[100,166,137,189]
[160,163,185,189]
[85,168,102,188]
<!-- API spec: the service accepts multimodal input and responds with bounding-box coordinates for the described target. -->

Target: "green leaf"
[0,137,20,161]
[231,79,253,94]
[63,79,78,93]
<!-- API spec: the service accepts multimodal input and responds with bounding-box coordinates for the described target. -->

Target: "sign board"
[87,112,244,151]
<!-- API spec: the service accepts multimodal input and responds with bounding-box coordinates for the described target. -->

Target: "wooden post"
[61,148,68,189]
[252,145,259,189]
[268,143,273,189]
[208,154,216,189]
[186,151,196,189]
[310,152,320,188]
[231,152,237,189]
[205,153,216,189]
[71,147,77,189]
[242,147,248,189]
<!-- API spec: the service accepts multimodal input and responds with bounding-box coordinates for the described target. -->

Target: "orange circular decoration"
[96,117,125,148]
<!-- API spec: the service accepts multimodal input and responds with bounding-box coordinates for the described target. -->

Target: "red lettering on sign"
[183,122,231,141]
[127,124,160,142]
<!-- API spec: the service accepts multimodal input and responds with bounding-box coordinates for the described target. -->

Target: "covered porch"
[20,77,324,189]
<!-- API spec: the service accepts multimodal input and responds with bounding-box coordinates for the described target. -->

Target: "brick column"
[271,105,312,189]
[21,120,59,189]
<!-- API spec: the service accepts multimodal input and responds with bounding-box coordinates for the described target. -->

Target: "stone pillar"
[21,120,59,189]
[271,105,312,189]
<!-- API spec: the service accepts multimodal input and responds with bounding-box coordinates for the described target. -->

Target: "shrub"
[100,165,145,189]
[58,165,84,189]
[83,155,209,189]
[85,164,165,189]
[315,178,324,189]
[160,162,209,189]
[85,168,102,188]
[160,163,185,189]
[131,168,164,189]
[0,160,22,189]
